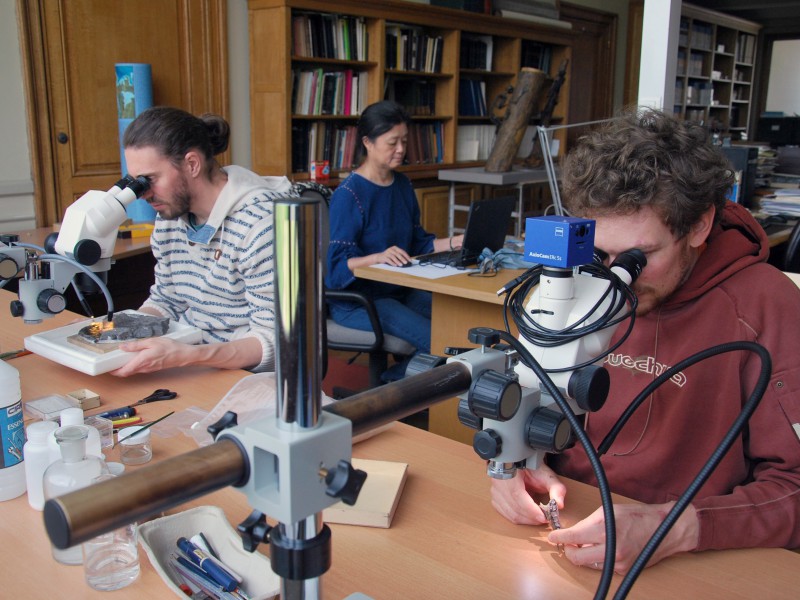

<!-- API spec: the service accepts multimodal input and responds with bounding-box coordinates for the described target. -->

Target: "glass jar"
[43,425,109,565]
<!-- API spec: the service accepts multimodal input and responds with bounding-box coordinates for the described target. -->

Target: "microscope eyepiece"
[610,248,647,283]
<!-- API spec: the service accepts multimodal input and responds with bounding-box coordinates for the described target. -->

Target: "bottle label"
[0,401,24,468]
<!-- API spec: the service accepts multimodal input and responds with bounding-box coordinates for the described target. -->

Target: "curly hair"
[561,108,734,238]
[123,106,229,179]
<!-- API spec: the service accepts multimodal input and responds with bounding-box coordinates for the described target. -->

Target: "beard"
[149,174,192,220]
[633,239,697,316]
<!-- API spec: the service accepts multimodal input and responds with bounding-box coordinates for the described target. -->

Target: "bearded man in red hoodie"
[491,108,800,573]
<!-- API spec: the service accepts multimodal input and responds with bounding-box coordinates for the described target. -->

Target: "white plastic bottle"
[23,420,58,510]
[0,360,26,501]
[49,407,103,462]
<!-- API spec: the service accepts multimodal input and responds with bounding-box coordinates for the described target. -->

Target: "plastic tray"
[138,505,279,599]
[23,311,202,375]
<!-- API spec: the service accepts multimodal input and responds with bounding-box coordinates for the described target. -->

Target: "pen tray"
[138,505,279,599]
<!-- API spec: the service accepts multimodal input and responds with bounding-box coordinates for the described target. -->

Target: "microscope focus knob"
[37,288,67,314]
[473,429,503,459]
[468,327,500,347]
[468,369,521,421]
[10,300,24,317]
[73,239,102,266]
[0,254,20,280]
[458,396,481,430]
[526,407,574,453]
[404,352,447,378]
[323,460,367,506]
[568,365,610,412]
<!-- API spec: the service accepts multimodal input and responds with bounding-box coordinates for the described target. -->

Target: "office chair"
[783,221,800,274]
[298,185,415,390]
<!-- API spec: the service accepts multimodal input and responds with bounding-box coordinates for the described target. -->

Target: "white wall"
[0,0,35,233]
[766,39,800,115]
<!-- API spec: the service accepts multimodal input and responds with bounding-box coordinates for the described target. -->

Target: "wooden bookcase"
[248,0,573,182]
[673,3,760,141]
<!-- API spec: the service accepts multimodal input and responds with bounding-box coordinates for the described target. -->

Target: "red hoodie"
[551,202,800,551]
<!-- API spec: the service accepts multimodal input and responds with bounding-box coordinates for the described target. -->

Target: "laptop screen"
[460,195,516,262]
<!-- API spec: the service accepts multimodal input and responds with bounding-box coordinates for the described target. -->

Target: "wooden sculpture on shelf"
[485,67,547,173]
[524,59,569,168]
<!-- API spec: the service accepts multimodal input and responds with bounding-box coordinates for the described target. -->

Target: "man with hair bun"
[112,106,296,376]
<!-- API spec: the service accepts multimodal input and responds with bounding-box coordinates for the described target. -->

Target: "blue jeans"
[329,289,432,353]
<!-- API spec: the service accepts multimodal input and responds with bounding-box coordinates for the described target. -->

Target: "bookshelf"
[673,4,760,141]
[248,0,573,182]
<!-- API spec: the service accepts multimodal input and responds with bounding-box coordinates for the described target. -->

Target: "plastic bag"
[188,373,335,447]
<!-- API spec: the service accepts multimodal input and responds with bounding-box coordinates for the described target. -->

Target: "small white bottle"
[23,420,58,510]
[49,407,103,462]
[0,360,26,502]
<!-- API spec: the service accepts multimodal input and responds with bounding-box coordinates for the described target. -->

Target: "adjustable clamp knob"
[468,327,500,347]
[237,510,272,553]
[207,411,239,439]
[323,460,367,506]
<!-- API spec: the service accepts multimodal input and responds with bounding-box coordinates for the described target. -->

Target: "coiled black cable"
[501,259,638,373]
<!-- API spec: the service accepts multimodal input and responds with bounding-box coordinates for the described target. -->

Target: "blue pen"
[177,537,238,592]
[96,406,136,420]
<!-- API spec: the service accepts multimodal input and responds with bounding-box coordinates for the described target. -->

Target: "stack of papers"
[759,188,800,217]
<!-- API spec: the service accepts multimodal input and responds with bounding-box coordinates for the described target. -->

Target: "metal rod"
[273,196,325,600]
[325,362,473,436]
[274,198,323,429]
[43,438,247,549]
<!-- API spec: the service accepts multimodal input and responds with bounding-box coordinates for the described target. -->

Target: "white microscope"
[1,175,150,323]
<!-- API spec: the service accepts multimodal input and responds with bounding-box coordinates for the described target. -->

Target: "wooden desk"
[2,289,800,599]
[355,266,524,444]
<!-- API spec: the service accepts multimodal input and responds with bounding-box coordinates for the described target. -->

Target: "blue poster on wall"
[116,63,156,223]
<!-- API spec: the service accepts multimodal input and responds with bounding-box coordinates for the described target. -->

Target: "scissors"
[130,388,178,406]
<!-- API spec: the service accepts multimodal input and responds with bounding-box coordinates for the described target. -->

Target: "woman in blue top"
[326,101,463,363]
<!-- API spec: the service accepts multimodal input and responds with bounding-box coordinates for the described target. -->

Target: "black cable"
[488,328,618,600]
[605,341,771,600]
[500,262,638,373]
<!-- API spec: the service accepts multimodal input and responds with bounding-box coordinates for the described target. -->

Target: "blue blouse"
[326,171,435,300]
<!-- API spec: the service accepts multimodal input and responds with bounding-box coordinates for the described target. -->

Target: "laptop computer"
[417,195,516,267]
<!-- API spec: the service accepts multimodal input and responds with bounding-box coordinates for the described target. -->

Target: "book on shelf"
[386,78,436,116]
[458,79,487,117]
[292,121,360,173]
[292,12,368,61]
[293,69,366,116]
[322,459,409,528]
[460,33,493,71]
[521,40,553,72]
[386,23,443,72]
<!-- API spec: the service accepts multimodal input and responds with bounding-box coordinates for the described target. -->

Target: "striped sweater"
[142,166,296,372]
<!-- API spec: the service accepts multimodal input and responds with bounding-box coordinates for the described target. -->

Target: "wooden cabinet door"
[18,0,228,226]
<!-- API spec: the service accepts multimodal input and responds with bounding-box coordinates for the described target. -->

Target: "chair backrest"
[784,221,800,273]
